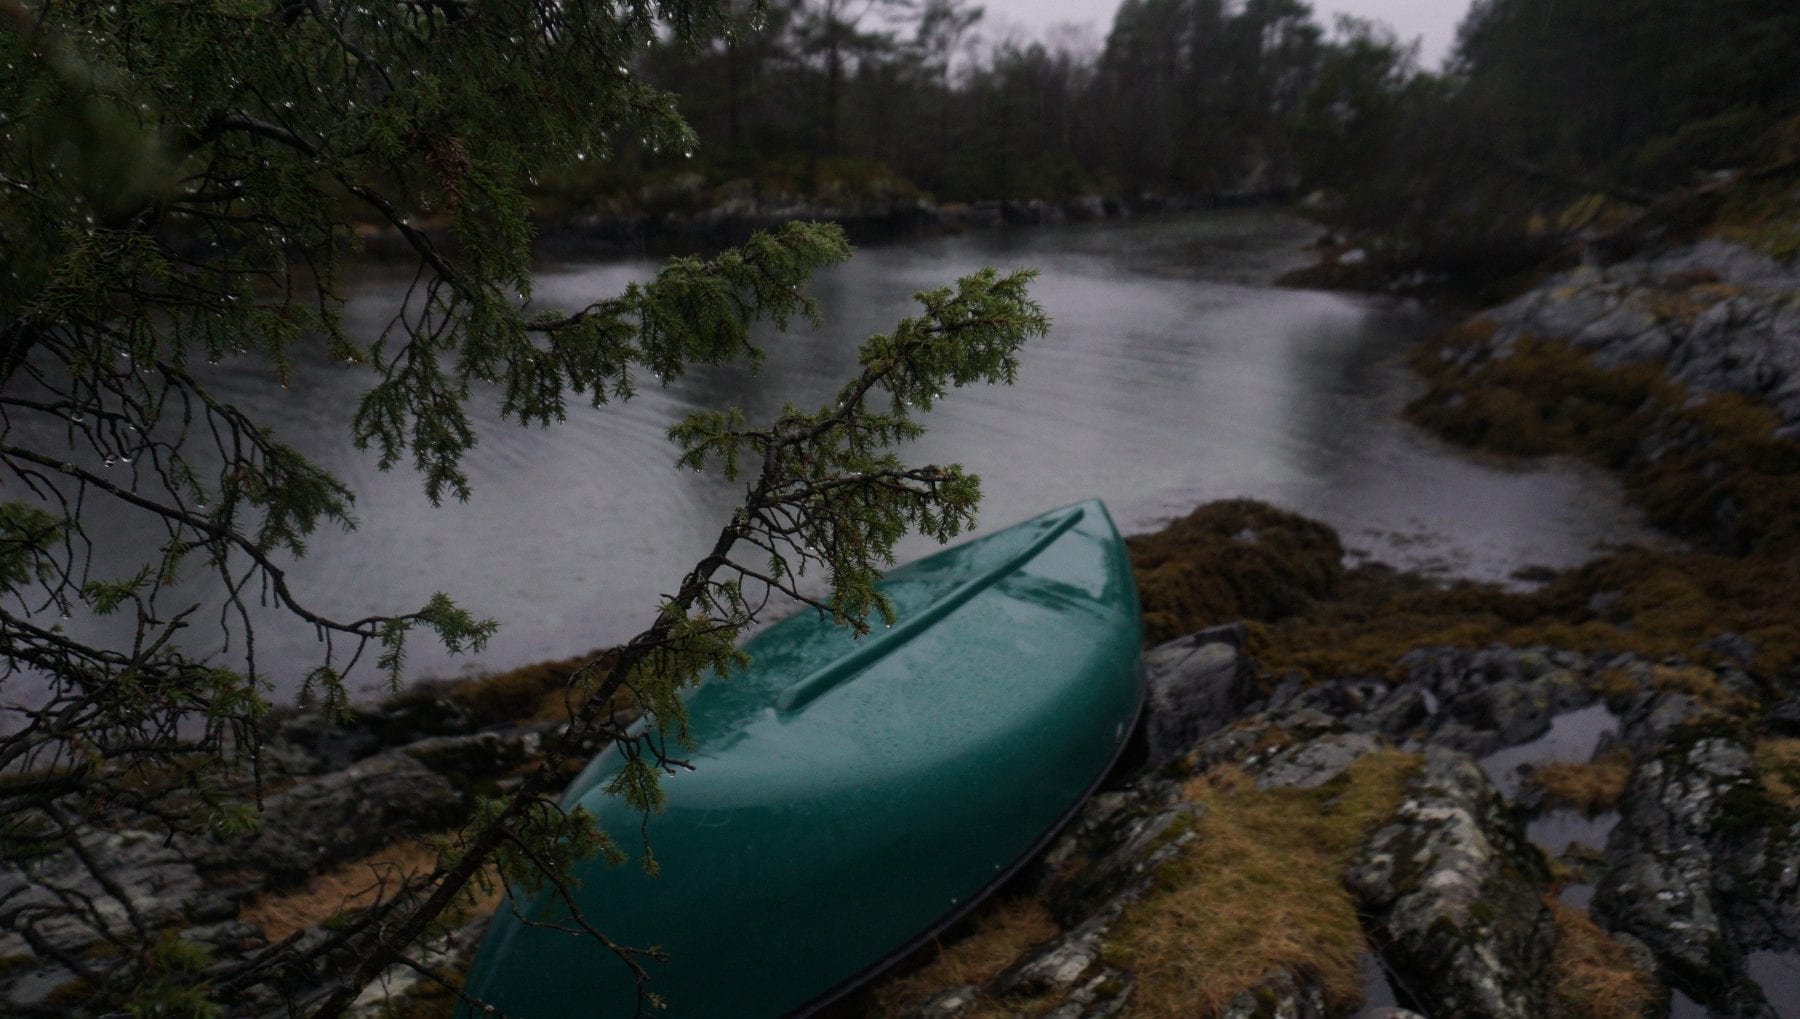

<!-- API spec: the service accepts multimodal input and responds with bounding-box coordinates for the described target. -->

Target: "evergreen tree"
[0,1,1045,1013]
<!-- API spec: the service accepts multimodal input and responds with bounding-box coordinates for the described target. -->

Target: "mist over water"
[27,211,1666,698]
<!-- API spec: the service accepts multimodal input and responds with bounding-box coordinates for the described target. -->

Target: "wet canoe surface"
[459,500,1144,1017]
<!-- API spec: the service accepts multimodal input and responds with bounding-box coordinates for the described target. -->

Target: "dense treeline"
[567,0,1799,276]
[1303,0,1800,273]
[606,0,1335,205]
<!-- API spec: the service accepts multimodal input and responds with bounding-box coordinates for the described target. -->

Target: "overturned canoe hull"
[459,500,1143,1017]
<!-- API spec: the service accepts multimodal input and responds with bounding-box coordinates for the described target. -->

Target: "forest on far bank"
[557,0,1799,279]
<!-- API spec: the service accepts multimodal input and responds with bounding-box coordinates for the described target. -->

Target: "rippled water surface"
[28,212,1670,696]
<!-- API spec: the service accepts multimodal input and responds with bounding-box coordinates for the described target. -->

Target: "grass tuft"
[1755,739,1800,810]
[241,835,501,944]
[1546,899,1660,1018]
[1529,752,1634,814]
[1103,750,1419,1017]
[865,897,1061,1018]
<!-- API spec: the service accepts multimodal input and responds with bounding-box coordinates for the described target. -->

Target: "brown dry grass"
[1530,752,1634,814]
[1104,750,1419,1017]
[1647,663,1755,712]
[1547,899,1659,1018]
[1755,739,1800,809]
[241,836,503,943]
[865,897,1060,1018]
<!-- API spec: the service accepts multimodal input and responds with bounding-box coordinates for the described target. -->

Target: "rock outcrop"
[1346,749,1556,1017]
[1468,239,1800,435]
[8,620,1798,1017]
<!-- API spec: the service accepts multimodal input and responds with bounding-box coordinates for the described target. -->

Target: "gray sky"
[974,0,1470,69]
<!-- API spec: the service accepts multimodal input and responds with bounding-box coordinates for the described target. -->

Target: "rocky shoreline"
[5,233,1797,1017]
[359,183,1284,263]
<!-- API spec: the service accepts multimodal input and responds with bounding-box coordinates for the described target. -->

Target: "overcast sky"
[973,0,1471,69]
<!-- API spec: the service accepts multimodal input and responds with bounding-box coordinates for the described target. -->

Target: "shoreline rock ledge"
[6,624,1798,1016]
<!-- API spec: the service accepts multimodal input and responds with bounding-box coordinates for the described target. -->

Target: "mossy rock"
[1128,499,1345,644]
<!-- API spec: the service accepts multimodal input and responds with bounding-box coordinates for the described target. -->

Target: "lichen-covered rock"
[1216,967,1327,1019]
[1037,969,1133,1019]
[261,711,388,775]
[1461,240,1800,434]
[345,914,489,1019]
[0,827,210,959]
[1036,782,1200,927]
[200,750,465,887]
[1345,747,1555,1018]
[990,916,1108,998]
[898,984,980,1018]
[1394,646,1597,756]
[1594,724,1788,1016]
[1252,731,1382,790]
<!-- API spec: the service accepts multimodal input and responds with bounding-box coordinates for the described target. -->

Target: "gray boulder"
[1217,967,1328,1019]
[202,750,465,887]
[1141,623,1260,772]
[1595,725,1786,1017]
[1346,748,1556,1018]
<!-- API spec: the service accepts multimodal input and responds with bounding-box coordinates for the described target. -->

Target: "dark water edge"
[19,210,1671,700]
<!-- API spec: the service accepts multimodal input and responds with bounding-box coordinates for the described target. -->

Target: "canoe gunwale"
[786,672,1147,1018]
[459,501,1144,1018]
[775,506,1088,713]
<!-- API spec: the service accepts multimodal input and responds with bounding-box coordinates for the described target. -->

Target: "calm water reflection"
[30,211,1668,697]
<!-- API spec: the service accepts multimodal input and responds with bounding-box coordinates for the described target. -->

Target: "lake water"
[23,211,1667,698]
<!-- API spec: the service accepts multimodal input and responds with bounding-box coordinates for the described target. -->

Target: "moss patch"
[1408,326,1800,557]
[1406,332,1674,462]
[1127,499,1346,644]
[1103,750,1419,1017]
[1261,321,1800,687]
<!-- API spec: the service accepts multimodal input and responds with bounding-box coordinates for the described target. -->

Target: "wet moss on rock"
[1127,499,1346,645]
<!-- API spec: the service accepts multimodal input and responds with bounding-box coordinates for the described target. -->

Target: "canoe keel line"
[789,673,1146,1018]
[459,501,1146,1017]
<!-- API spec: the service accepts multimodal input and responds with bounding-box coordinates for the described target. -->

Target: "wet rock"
[1458,239,1800,432]
[1594,724,1784,1016]
[1037,969,1133,1019]
[1142,624,1260,771]
[1765,696,1800,737]
[1251,731,1382,790]
[401,724,553,786]
[1611,690,1708,756]
[1216,967,1327,1019]
[262,711,386,775]
[1288,676,1393,722]
[204,750,465,888]
[2,962,84,1013]
[1345,748,1555,1018]
[900,985,979,1018]
[1360,684,1437,742]
[1397,646,1594,754]
[0,827,210,958]
[1038,781,1200,926]
[991,916,1107,998]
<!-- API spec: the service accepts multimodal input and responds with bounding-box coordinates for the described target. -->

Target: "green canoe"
[458,500,1144,1017]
